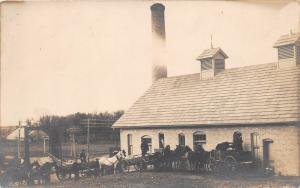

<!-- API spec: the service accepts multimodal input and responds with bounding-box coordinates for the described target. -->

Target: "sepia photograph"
[0,0,300,187]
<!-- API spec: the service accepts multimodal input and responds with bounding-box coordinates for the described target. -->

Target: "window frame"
[141,135,152,153]
[193,131,206,150]
[178,133,185,146]
[127,134,133,155]
[201,59,213,71]
[158,133,165,149]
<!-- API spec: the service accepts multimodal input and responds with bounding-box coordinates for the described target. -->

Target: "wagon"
[120,152,162,172]
[210,149,253,173]
[48,154,98,180]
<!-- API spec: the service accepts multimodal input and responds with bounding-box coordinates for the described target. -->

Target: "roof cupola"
[273,31,300,68]
[196,47,228,79]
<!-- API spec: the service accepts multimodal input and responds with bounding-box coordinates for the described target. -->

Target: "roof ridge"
[155,62,277,81]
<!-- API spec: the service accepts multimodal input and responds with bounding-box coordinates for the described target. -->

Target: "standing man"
[140,140,149,157]
[233,131,243,152]
[80,149,87,163]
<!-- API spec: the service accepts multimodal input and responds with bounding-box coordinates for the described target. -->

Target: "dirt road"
[24,171,300,188]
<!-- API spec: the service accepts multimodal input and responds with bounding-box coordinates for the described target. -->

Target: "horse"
[160,145,191,170]
[175,145,192,170]
[0,162,32,186]
[187,147,213,173]
[28,161,57,185]
[161,145,173,170]
[98,150,126,175]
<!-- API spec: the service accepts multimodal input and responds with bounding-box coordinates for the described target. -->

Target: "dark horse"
[187,147,214,173]
[161,145,192,170]
[28,161,57,185]
[0,162,32,186]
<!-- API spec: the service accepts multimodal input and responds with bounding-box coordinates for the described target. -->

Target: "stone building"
[112,4,300,176]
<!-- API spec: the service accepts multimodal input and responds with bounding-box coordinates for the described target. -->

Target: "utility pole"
[72,131,76,157]
[87,118,90,162]
[17,121,21,158]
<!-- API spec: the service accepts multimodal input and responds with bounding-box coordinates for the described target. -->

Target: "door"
[263,138,274,168]
[141,135,152,153]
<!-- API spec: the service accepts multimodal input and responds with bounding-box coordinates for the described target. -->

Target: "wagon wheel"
[20,178,29,186]
[207,158,216,173]
[134,164,141,172]
[134,160,144,172]
[153,159,163,171]
[56,170,71,181]
[80,168,89,178]
[119,161,130,173]
[224,156,237,173]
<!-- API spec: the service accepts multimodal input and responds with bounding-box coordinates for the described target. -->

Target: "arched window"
[141,135,152,153]
[193,131,206,150]
[178,133,185,146]
[158,133,164,149]
[127,134,133,155]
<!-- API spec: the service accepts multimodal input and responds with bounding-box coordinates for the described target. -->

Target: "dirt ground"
[10,171,300,188]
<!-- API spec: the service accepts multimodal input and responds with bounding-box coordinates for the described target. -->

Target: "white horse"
[98,150,126,175]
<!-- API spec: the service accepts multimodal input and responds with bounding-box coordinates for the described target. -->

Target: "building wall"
[120,124,300,176]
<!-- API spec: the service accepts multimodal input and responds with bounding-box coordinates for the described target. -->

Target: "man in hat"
[140,140,149,157]
[79,149,87,163]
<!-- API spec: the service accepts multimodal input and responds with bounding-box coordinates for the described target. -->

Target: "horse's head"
[184,145,192,152]
[115,150,126,161]
[32,160,40,167]
[122,150,127,158]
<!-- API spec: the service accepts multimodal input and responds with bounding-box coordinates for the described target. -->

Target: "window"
[215,59,225,70]
[263,139,274,168]
[158,133,164,149]
[278,45,294,59]
[127,134,133,155]
[141,135,152,153]
[201,59,212,70]
[193,131,206,150]
[250,132,259,160]
[178,133,185,146]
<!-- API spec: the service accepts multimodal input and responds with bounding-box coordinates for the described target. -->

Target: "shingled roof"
[113,63,300,128]
[196,47,228,60]
[273,32,300,47]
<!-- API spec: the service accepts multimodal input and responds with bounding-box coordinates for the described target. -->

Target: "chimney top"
[150,3,165,12]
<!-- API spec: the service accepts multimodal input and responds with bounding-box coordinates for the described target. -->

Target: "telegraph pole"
[17,121,21,158]
[87,118,90,162]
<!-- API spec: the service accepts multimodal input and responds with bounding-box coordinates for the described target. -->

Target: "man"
[140,140,149,157]
[195,144,205,154]
[79,149,87,163]
[233,131,243,152]
[95,158,100,177]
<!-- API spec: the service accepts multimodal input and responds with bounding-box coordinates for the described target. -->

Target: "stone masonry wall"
[120,124,300,176]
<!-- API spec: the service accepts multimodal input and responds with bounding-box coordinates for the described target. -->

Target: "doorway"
[141,135,152,153]
[263,138,274,168]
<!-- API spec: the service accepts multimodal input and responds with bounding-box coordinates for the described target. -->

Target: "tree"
[38,110,124,157]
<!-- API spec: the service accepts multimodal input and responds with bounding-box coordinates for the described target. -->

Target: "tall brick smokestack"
[151,3,167,82]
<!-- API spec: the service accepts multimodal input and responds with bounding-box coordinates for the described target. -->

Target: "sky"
[1,0,299,126]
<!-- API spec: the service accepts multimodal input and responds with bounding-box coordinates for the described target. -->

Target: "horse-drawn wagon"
[208,132,255,174]
[209,145,253,173]
[47,152,99,180]
[120,152,162,172]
